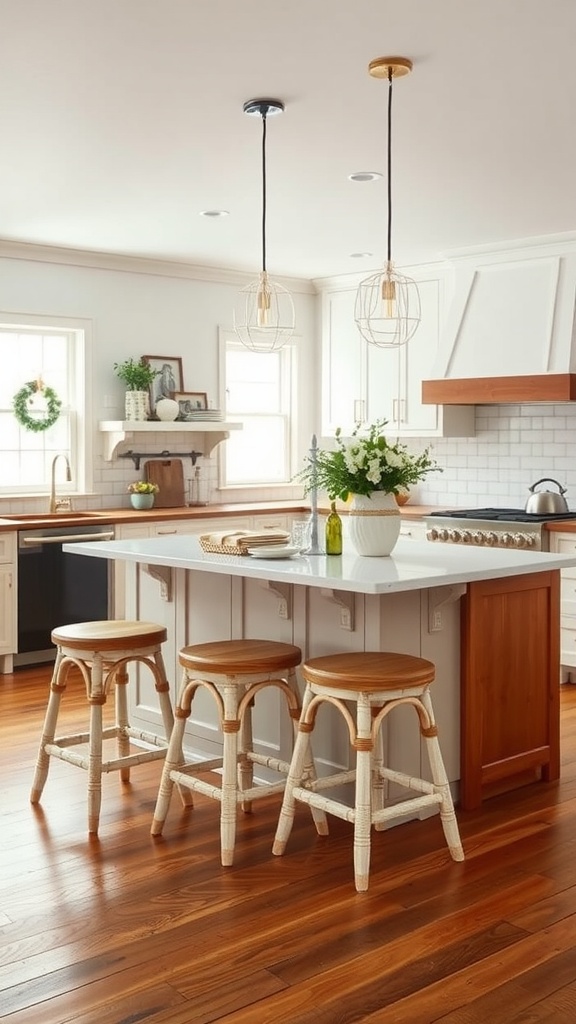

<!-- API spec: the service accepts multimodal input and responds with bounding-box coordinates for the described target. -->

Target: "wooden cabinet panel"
[460,571,560,810]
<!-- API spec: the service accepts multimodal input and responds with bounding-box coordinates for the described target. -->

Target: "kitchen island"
[65,535,576,811]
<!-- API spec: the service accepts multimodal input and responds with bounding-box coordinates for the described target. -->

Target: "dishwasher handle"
[20,531,115,546]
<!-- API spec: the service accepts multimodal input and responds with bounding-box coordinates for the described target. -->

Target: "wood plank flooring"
[1,666,576,1023]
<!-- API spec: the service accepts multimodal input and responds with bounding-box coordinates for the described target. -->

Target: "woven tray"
[199,537,251,556]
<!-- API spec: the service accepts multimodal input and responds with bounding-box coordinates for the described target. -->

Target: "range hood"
[422,235,576,405]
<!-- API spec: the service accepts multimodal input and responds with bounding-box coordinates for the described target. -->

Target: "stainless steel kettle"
[525,478,569,514]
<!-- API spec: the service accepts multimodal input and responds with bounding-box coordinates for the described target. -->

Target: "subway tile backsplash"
[410,403,576,510]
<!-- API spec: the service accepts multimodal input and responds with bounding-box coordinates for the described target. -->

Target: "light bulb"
[382,276,396,319]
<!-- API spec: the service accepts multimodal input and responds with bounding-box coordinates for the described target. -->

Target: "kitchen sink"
[0,512,108,522]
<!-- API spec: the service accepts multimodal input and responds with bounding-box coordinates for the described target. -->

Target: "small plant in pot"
[128,480,159,510]
[114,358,160,421]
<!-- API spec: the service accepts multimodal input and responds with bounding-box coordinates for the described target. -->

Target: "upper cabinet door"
[321,289,364,434]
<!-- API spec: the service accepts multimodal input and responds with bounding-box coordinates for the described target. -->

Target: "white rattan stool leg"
[372,712,386,831]
[87,698,104,834]
[238,690,254,813]
[220,680,240,866]
[30,654,65,803]
[115,664,131,782]
[353,694,373,892]
[273,684,316,855]
[420,689,464,863]
[154,649,175,740]
[150,705,189,836]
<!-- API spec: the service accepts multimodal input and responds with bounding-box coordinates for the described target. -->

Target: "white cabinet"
[0,532,17,673]
[321,270,474,438]
[548,531,576,679]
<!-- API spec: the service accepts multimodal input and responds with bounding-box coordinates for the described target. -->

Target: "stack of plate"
[183,409,223,421]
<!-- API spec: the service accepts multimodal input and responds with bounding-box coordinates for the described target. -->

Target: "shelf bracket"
[261,580,292,620]
[428,583,466,633]
[320,588,355,631]
[144,564,173,602]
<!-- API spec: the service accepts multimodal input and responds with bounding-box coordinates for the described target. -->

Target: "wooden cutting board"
[144,459,186,507]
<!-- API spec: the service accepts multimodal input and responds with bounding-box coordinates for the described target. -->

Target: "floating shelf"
[99,420,242,462]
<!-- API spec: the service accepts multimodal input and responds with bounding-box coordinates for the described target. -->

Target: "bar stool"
[151,638,324,865]
[273,651,464,892]
[30,620,174,834]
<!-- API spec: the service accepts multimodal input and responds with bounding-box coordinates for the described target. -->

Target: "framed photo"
[142,355,184,414]
[172,391,208,420]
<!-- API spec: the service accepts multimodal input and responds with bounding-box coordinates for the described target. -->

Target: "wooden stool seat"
[151,638,324,865]
[30,619,174,835]
[273,651,464,892]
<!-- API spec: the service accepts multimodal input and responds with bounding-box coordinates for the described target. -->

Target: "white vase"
[348,492,401,556]
[125,390,149,422]
[155,397,179,422]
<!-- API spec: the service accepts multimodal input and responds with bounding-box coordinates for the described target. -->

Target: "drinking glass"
[291,517,313,552]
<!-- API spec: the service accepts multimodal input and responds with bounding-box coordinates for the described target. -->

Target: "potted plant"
[128,480,159,510]
[114,358,160,422]
[297,421,441,556]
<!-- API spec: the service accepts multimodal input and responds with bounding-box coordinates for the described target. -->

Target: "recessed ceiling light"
[350,252,373,259]
[200,210,229,218]
[348,172,382,182]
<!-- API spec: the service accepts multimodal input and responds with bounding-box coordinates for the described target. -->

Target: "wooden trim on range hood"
[422,374,576,405]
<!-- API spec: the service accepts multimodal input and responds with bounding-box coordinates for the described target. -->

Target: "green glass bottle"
[325,501,343,555]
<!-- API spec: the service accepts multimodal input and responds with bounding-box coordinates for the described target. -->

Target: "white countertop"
[63,536,576,595]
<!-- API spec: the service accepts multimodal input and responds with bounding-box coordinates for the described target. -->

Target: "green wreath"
[13,380,62,433]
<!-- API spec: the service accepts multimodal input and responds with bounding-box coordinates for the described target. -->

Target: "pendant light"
[233,98,295,353]
[355,57,421,349]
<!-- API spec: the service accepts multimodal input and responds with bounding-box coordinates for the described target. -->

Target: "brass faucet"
[49,454,72,513]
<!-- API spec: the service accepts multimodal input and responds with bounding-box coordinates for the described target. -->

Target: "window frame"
[217,327,298,491]
[0,312,92,497]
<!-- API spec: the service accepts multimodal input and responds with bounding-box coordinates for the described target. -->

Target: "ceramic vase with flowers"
[128,480,159,510]
[298,421,441,556]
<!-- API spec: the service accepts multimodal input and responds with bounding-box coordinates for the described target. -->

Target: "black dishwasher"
[16,524,114,665]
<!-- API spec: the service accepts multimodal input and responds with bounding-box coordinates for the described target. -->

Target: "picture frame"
[172,391,208,421]
[142,355,184,415]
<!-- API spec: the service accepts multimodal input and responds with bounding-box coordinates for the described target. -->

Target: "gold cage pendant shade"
[234,270,295,353]
[355,57,421,349]
[355,259,421,348]
[234,98,295,353]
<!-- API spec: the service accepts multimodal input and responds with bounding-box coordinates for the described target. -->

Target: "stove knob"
[449,529,462,543]
[524,534,537,548]
[426,528,439,541]
[460,530,472,544]
[438,528,450,542]
[471,531,484,545]
[501,532,514,547]
[513,533,528,548]
[485,532,498,546]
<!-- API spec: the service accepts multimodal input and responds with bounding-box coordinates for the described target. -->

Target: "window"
[219,329,296,487]
[0,315,89,495]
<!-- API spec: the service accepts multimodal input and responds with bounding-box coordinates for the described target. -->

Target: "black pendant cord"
[387,67,393,265]
[261,112,268,274]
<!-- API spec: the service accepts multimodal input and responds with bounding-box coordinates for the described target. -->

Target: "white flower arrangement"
[298,421,441,501]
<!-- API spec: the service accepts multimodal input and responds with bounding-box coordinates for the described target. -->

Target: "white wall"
[0,245,317,510]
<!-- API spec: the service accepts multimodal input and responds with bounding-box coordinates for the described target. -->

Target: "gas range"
[425,507,576,551]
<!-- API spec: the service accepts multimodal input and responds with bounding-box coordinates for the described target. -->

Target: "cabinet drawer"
[560,622,576,667]
[561,577,576,608]
[0,533,16,563]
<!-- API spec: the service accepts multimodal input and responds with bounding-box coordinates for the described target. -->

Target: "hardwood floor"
[2,666,576,1023]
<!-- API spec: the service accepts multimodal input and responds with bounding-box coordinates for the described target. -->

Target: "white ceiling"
[2,0,575,282]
